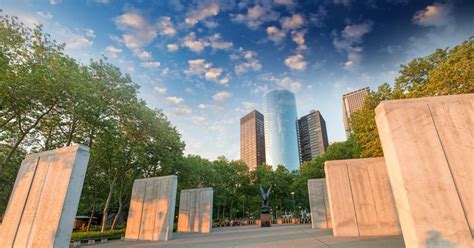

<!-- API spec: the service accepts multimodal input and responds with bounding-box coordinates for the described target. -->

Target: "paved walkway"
[97,224,404,248]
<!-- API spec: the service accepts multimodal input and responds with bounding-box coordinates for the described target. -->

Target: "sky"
[2,0,473,161]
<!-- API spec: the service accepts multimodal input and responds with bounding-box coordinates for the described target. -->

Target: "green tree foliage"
[0,15,184,231]
[350,38,474,156]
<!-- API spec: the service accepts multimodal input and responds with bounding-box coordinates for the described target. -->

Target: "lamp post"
[291,191,295,216]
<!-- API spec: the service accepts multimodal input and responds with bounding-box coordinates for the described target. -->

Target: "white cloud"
[157,16,177,37]
[284,53,307,71]
[209,33,233,50]
[205,67,223,80]
[182,32,232,52]
[198,104,207,109]
[50,0,61,5]
[167,43,179,52]
[140,61,161,68]
[185,1,220,26]
[85,28,95,38]
[266,26,286,43]
[281,14,304,30]
[277,77,302,92]
[105,45,123,58]
[114,10,157,49]
[166,96,184,104]
[186,88,194,93]
[172,107,193,115]
[267,14,306,48]
[242,101,256,110]
[333,21,373,69]
[292,30,307,50]
[231,4,279,29]
[182,32,209,53]
[258,73,302,92]
[233,48,262,75]
[186,59,213,76]
[37,11,53,20]
[185,59,227,83]
[192,116,207,123]
[413,3,453,27]
[133,49,152,60]
[67,36,93,49]
[274,0,295,7]
[213,91,232,101]
[154,86,167,94]
[218,75,230,85]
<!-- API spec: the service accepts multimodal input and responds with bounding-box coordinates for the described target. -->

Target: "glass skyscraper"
[263,89,300,170]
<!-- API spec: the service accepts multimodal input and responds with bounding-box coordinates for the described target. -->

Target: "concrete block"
[375,94,474,247]
[177,188,213,233]
[0,145,90,248]
[125,175,177,241]
[307,179,331,229]
[325,157,401,237]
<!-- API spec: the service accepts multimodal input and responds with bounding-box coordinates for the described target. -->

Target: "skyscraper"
[297,110,329,162]
[240,110,266,171]
[263,89,300,170]
[342,87,370,138]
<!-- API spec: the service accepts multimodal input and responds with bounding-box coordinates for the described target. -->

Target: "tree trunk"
[216,204,220,226]
[101,175,117,232]
[66,118,78,146]
[110,190,123,230]
[86,194,97,231]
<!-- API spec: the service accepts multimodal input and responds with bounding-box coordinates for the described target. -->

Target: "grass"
[71,229,125,241]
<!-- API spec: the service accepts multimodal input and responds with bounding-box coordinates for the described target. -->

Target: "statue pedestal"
[260,213,271,227]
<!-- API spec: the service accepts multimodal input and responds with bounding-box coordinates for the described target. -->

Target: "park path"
[97,224,404,248]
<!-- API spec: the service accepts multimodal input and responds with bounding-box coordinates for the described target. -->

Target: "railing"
[213,217,312,227]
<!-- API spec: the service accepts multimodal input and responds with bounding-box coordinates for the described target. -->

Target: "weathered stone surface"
[307,179,331,229]
[125,175,178,241]
[325,157,401,237]
[375,94,474,248]
[0,145,90,247]
[177,188,213,233]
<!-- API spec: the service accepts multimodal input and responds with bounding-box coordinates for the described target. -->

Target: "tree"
[350,37,474,157]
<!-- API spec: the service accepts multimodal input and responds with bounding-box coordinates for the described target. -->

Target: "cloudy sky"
[2,0,473,160]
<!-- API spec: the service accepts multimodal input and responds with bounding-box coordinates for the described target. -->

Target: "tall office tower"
[264,89,300,170]
[342,87,370,138]
[297,110,329,162]
[240,110,266,171]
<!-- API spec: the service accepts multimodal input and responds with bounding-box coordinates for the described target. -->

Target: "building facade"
[240,110,266,171]
[342,87,370,138]
[298,110,329,162]
[263,89,300,170]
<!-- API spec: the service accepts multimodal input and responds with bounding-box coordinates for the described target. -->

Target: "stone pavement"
[98,224,404,247]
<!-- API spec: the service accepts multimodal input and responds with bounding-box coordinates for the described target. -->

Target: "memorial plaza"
[1,2,473,248]
[100,224,405,248]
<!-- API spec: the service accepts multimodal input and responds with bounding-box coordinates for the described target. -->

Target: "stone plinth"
[375,94,474,248]
[325,157,401,237]
[261,214,271,227]
[177,188,213,233]
[307,179,331,229]
[125,175,177,241]
[0,145,90,247]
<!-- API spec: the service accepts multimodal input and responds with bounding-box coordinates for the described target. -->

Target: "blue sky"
[2,0,473,160]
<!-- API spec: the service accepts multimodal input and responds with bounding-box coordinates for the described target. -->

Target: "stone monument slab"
[177,188,213,233]
[375,94,474,247]
[307,179,331,229]
[0,145,90,247]
[325,157,401,237]
[125,175,177,241]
